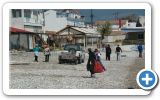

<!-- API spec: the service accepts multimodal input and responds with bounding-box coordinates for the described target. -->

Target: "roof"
[10,27,31,33]
[56,26,101,37]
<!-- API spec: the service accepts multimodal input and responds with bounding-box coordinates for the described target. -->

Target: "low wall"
[110,45,145,52]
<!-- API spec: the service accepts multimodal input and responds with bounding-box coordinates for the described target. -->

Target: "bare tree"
[97,21,112,41]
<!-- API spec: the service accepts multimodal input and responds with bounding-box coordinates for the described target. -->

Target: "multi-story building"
[10,9,44,33]
[44,9,85,32]
[121,16,145,44]
[10,9,44,50]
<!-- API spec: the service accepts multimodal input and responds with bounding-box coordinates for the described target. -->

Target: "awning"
[121,27,145,33]
[10,27,31,33]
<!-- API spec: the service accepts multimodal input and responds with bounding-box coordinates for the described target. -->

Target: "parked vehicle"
[58,44,85,64]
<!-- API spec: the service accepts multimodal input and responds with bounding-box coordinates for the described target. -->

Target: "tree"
[97,21,112,40]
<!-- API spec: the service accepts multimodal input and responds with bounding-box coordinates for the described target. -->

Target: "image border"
[3,2,151,95]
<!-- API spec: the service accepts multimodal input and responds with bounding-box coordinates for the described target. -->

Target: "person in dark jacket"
[87,48,96,78]
[138,44,143,58]
[105,44,112,61]
[115,45,122,61]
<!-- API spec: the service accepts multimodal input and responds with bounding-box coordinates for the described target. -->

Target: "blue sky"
[80,9,145,23]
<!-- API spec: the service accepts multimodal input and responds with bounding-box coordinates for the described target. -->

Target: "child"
[44,45,50,62]
[33,44,39,62]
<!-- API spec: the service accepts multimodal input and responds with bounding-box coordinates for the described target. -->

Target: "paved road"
[10,50,144,89]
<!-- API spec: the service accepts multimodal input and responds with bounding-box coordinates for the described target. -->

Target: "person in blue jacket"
[33,44,40,62]
[138,44,143,58]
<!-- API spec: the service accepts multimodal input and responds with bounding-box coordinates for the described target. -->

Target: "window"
[12,9,22,17]
[24,10,31,18]
[138,33,144,39]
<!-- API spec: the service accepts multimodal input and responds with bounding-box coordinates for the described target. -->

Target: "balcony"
[23,18,43,26]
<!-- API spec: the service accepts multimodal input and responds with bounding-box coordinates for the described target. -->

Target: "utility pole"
[90,9,94,28]
[116,12,119,20]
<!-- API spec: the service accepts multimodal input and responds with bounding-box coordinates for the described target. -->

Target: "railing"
[33,29,43,33]
[23,18,43,25]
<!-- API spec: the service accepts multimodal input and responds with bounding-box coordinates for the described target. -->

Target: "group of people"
[105,44,123,61]
[105,44,143,61]
[33,43,143,78]
[86,45,122,78]
[87,48,106,78]
[33,44,51,62]
[87,43,144,78]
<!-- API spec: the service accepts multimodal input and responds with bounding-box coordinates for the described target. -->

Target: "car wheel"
[78,59,82,64]
[75,60,78,65]
[82,59,84,63]
[59,60,61,64]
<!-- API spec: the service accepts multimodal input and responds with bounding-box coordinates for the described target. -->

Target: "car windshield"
[64,44,81,51]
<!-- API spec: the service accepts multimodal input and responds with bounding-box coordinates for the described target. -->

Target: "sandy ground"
[9,50,145,89]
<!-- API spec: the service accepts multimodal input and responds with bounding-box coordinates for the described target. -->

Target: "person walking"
[94,49,106,71]
[44,45,50,62]
[105,44,112,61]
[33,44,40,62]
[138,44,143,58]
[87,48,96,78]
[115,45,122,61]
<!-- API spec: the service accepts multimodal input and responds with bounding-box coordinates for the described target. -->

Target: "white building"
[44,10,85,32]
[10,9,44,33]
[10,9,44,50]
[123,16,145,28]
[121,16,145,44]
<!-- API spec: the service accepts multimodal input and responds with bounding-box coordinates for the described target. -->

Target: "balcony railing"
[24,18,43,26]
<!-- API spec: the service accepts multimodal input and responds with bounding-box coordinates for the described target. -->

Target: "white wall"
[118,45,144,52]
[10,18,24,29]
[45,10,85,32]
[45,10,68,32]
[124,21,137,28]
[139,16,145,27]
[102,35,126,43]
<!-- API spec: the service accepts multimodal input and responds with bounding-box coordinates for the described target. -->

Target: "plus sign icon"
[136,69,158,90]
